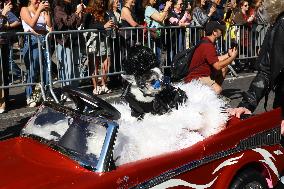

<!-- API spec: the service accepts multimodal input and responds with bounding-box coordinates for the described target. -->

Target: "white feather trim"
[104,81,229,165]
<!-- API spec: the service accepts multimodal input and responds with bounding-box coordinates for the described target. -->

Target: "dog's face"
[136,67,164,97]
[122,67,167,102]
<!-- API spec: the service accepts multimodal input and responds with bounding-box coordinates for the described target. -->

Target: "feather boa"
[109,81,229,165]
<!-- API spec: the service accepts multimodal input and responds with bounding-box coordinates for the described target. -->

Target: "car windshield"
[22,104,108,171]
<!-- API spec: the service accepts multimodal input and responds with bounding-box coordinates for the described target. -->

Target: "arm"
[121,7,138,27]
[82,13,111,30]
[238,71,270,112]
[54,6,82,30]
[6,12,21,29]
[148,1,172,24]
[20,2,46,28]
[193,7,210,26]
[44,11,52,30]
[212,48,238,70]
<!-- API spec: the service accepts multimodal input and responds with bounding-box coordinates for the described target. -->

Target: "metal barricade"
[46,29,125,103]
[0,31,47,101]
[0,23,269,105]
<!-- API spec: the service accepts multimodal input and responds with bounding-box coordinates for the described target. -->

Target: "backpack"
[171,40,209,81]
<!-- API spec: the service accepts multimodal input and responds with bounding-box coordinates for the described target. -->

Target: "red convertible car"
[0,87,283,189]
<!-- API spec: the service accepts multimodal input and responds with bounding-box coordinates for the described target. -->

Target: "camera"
[231,41,238,49]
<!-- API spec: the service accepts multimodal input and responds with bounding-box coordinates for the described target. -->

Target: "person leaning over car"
[184,21,238,94]
[228,0,284,134]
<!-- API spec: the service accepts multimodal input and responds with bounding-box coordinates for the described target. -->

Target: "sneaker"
[93,86,102,95]
[33,85,42,103]
[60,94,71,102]
[101,85,112,94]
[27,98,37,108]
[0,102,5,114]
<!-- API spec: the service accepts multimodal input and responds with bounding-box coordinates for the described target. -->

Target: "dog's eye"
[151,79,157,85]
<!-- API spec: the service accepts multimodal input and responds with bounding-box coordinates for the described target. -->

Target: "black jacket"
[238,12,284,118]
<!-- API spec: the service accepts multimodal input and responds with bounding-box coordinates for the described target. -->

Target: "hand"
[209,6,216,16]
[76,4,84,14]
[247,14,255,22]
[104,20,115,29]
[226,2,232,10]
[165,1,172,11]
[2,2,12,16]
[228,47,238,58]
[227,107,252,118]
[186,3,191,11]
[44,1,50,11]
[38,1,46,12]
[281,120,284,135]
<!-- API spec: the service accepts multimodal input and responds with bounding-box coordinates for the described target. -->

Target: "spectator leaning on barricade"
[0,2,13,114]
[106,0,123,88]
[223,0,238,41]
[184,21,238,94]
[0,1,22,82]
[206,0,225,23]
[53,0,84,87]
[191,0,216,27]
[166,0,191,60]
[83,0,115,95]
[120,0,139,27]
[249,0,268,55]
[142,0,172,64]
[168,0,191,27]
[234,0,255,70]
[107,0,121,25]
[20,0,52,107]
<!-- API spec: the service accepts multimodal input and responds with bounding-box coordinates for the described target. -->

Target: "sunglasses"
[243,4,248,7]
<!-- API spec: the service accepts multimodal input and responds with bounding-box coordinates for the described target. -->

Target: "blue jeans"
[9,45,21,78]
[57,44,80,86]
[23,35,48,98]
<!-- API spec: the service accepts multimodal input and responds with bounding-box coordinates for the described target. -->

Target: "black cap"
[205,21,226,35]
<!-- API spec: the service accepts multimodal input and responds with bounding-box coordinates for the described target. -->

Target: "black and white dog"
[121,45,187,119]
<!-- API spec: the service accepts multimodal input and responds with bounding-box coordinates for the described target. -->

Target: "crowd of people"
[0,0,272,115]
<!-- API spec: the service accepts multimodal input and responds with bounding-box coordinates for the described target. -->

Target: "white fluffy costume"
[111,45,229,165]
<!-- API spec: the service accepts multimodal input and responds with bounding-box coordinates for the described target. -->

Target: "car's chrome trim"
[96,122,119,172]
[132,127,281,189]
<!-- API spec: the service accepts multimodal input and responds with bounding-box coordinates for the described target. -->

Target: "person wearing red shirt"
[184,21,238,94]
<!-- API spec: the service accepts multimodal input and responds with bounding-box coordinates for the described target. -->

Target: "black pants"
[273,73,284,118]
[0,46,9,102]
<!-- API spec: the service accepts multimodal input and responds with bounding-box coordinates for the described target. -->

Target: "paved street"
[0,72,275,140]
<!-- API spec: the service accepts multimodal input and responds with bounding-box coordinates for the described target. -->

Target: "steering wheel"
[61,86,121,120]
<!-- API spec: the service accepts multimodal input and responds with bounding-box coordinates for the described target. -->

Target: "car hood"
[0,137,100,189]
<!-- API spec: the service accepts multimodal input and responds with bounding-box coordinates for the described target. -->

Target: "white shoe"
[60,94,71,102]
[101,85,112,94]
[0,102,5,113]
[93,86,102,95]
[27,98,37,108]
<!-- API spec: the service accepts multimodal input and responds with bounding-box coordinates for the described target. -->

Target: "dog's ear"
[135,75,146,89]
[121,74,137,85]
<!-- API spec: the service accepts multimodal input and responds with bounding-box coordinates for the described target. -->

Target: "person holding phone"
[184,21,238,94]
[83,0,115,95]
[53,0,84,87]
[20,0,52,107]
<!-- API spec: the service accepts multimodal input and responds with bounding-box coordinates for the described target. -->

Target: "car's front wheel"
[229,168,268,189]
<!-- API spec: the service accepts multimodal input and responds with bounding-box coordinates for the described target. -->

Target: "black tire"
[229,168,268,189]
